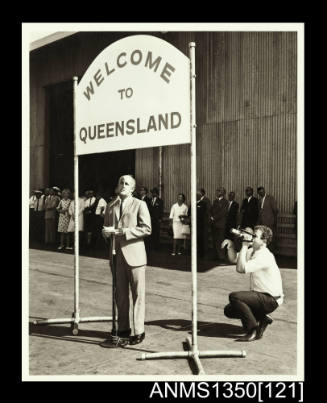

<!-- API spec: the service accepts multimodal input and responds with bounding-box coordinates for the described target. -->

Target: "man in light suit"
[101,175,151,346]
[257,187,278,252]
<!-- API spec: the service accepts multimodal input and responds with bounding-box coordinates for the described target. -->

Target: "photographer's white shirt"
[244,246,284,305]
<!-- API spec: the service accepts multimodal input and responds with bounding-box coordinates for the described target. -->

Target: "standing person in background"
[210,187,229,265]
[83,190,97,248]
[45,187,59,245]
[225,191,239,239]
[29,191,36,243]
[138,186,152,209]
[138,186,151,253]
[257,187,278,252]
[56,189,71,250]
[94,190,107,250]
[169,193,188,256]
[240,187,259,230]
[33,190,45,244]
[52,187,61,245]
[67,192,85,250]
[196,189,210,259]
[149,187,164,251]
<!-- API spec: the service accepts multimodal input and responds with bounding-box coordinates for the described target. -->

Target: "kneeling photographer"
[221,225,284,342]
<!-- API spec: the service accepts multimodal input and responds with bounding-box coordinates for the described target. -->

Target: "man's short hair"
[257,186,265,192]
[178,193,186,202]
[151,187,159,195]
[254,225,273,245]
[200,188,206,195]
[139,186,148,192]
[118,174,136,191]
[246,186,253,192]
[216,187,226,194]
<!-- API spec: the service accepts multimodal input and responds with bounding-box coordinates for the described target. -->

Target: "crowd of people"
[164,185,279,263]
[29,185,164,253]
[29,183,281,262]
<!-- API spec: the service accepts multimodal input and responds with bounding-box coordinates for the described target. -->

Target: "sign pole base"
[33,316,114,336]
[140,336,246,375]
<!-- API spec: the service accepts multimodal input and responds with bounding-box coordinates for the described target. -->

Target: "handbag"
[181,224,191,235]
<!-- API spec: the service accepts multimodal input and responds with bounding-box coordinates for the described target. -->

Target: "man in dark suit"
[149,187,164,250]
[240,187,259,230]
[138,186,151,209]
[210,187,229,264]
[225,191,239,239]
[257,187,278,252]
[197,189,210,259]
[137,186,151,252]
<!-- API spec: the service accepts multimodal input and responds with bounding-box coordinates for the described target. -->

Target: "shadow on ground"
[28,321,156,353]
[145,319,244,339]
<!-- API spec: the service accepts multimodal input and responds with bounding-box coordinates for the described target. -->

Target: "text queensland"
[79,111,182,144]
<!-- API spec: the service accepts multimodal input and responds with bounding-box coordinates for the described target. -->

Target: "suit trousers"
[211,226,226,260]
[115,247,145,335]
[150,219,161,250]
[224,291,278,331]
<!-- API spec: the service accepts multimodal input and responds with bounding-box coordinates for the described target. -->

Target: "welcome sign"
[76,35,191,155]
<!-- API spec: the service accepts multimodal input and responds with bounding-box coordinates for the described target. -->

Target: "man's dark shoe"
[117,329,131,338]
[235,328,257,342]
[256,315,273,339]
[129,332,145,345]
[100,336,129,348]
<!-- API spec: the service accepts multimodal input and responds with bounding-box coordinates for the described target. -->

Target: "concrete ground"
[28,248,297,376]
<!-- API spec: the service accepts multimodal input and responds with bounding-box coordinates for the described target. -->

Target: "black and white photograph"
[22,22,304,382]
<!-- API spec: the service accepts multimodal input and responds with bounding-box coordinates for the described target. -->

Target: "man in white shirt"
[222,225,284,341]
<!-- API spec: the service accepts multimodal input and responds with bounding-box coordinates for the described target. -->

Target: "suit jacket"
[258,194,278,229]
[103,196,151,267]
[226,200,239,230]
[149,197,164,221]
[197,198,209,229]
[138,195,152,210]
[240,196,259,229]
[210,198,229,229]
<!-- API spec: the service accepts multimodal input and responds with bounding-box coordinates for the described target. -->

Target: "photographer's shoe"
[256,315,273,339]
[235,328,257,342]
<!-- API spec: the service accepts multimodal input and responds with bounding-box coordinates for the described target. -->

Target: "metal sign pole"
[34,76,113,333]
[141,43,246,374]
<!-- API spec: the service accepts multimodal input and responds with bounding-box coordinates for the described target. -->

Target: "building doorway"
[46,80,135,198]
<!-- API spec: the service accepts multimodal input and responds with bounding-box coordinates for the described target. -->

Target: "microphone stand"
[111,221,118,339]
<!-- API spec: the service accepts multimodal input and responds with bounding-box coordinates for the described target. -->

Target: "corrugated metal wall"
[135,31,297,214]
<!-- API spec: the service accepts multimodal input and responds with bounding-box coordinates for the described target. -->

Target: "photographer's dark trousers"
[224,291,278,331]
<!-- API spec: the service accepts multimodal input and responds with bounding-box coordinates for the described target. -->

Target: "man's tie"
[35,198,39,211]
[119,200,123,219]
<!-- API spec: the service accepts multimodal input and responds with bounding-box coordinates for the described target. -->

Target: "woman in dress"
[67,192,85,250]
[56,188,72,250]
[169,193,188,256]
